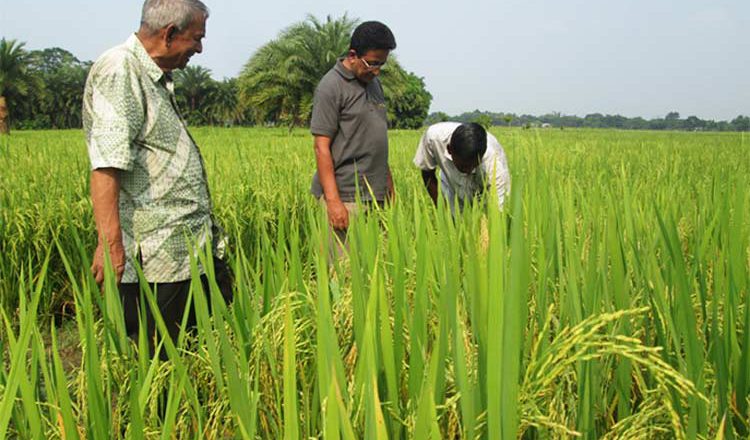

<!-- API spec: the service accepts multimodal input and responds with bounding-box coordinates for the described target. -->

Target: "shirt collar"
[126,34,168,84]
[334,58,356,81]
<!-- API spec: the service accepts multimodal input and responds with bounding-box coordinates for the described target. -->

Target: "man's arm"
[413,128,439,204]
[314,135,349,229]
[90,168,126,285]
[421,169,439,205]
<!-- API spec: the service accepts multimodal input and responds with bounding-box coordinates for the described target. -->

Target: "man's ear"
[165,24,178,45]
[446,143,453,155]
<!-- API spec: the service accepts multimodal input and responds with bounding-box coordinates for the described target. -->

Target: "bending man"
[414,122,510,211]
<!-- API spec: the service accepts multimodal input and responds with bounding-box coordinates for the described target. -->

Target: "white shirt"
[413,122,510,209]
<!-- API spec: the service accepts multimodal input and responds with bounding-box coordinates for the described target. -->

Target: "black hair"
[450,123,488,162]
[350,21,397,56]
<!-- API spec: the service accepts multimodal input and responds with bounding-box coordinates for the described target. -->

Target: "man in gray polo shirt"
[311,21,397,246]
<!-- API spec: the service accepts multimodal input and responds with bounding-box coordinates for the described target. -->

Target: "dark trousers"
[118,258,233,359]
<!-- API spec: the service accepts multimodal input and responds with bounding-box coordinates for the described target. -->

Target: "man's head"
[138,0,209,71]
[345,21,396,83]
[447,123,488,174]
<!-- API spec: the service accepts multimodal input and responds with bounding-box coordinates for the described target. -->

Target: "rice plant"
[0,127,748,438]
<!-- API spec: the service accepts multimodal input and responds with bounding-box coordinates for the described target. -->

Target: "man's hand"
[326,198,349,230]
[91,240,126,285]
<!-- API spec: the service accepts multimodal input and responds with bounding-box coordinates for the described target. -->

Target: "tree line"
[2,13,748,134]
[427,110,750,132]
[0,15,432,134]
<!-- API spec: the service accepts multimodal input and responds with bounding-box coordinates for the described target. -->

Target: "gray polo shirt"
[310,59,389,202]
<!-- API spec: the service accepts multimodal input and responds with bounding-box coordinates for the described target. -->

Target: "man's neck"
[136,31,172,73]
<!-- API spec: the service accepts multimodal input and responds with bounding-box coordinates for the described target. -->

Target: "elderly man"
[83,0,231,355]
[310,21,397,250]
[414,122,511,212]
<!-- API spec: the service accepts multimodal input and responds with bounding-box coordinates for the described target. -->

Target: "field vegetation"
[0,127,748,438]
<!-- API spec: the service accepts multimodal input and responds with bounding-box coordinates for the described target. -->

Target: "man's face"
[162,14,206,71]
[348,49,389,83]
[452,156,481,174]
[447,144,481,174]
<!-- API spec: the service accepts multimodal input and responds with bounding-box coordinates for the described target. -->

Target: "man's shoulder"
[425,122,460,140]
[482,134,508,169]
[317,66,344,90]
[486,131,504,153]
[90,41,139,78]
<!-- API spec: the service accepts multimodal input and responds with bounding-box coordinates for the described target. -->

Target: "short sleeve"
[310,76,340,138]
[85,64,145,171]
[413,129,438,170]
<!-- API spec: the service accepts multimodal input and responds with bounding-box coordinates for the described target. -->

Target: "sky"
[2,0,749,120]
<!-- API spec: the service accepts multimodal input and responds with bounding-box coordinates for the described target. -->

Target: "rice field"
[0,127,748,439]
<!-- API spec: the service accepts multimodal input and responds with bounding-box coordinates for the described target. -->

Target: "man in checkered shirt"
[83,0,231,357]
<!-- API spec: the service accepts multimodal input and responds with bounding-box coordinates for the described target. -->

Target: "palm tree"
[174,65,215,117]
[206,78,241,126]
[0,38,34,134]
[238,14,357,129]
[238,14,432,130]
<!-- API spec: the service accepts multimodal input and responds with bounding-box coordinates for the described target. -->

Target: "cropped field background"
[0,127,748,438]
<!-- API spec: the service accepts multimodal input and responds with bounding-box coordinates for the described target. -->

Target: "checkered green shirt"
[83,34,225,283]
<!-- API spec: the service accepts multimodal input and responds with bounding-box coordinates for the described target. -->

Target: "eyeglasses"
[360,57,386,71]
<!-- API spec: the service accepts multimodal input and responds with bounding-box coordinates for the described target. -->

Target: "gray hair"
[140,0,209,33]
